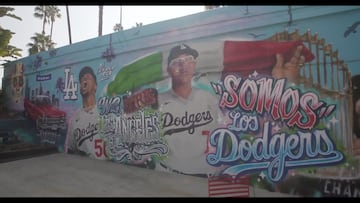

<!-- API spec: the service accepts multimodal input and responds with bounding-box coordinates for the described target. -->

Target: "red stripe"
[222,40,314,78]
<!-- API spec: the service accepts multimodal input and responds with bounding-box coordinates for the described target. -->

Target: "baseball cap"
[167,43,199,66]
[79,66,97,84]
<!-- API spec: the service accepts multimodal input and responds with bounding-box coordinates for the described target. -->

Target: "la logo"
[63,67,78,100]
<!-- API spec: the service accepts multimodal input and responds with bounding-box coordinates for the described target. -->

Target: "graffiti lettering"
[162,111,213,136]
[98,64,114,81]
[120,112,159,144]
[207,121,344,182]
[228,111,259,132]
[100,111,167,162]
[100,114,116,135]
[101,111,161,145]
[216,75,335,130]
[38,129,58,144]
[98,96,122,115]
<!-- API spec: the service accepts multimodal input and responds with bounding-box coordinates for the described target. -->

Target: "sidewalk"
[0,153,292,197]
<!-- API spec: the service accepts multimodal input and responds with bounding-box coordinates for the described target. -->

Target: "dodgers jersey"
[66,106,107,160]
[158,87,224,174]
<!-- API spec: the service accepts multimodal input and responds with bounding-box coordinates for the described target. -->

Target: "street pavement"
[0,153,292,197]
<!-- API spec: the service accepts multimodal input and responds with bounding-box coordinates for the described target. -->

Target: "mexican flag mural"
[106,40,315,96]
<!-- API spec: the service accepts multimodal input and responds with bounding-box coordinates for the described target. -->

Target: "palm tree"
[47,6,61,40]
[0,7,22,20]
[98,5,103,36]
[34,6,49,35]
[27,32,56,55]
[0,7,22,60]
[131,22,143,29]
[113,6,123,32]
[113,23,123,32]
[66,5,72,44]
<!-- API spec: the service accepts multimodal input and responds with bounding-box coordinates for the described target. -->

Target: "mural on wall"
[2,17,360,197]
[65,66,108,160]
[10,63,25,106]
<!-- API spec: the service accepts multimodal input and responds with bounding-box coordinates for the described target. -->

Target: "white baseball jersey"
[157,87,224,174]
[66,106,107,160]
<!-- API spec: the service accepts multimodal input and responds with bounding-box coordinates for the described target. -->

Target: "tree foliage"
[0,7,22,61]
[30,5,60,56]
[34,6,49,35]
[113,23,123,32]
[27,32,56,55]
[47,6,61,40]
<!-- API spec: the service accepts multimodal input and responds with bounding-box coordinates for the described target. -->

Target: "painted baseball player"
[157,44,225,177]
[65,66,107,160]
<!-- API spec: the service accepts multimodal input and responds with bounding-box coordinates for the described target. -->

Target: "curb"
[0,144,59,163]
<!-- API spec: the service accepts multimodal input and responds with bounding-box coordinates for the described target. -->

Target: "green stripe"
[107,52,163,96]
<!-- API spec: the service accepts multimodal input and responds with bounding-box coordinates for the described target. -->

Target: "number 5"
[95,139,107,158]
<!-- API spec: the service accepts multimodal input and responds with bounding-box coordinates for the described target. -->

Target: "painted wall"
[2,6,360,197]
